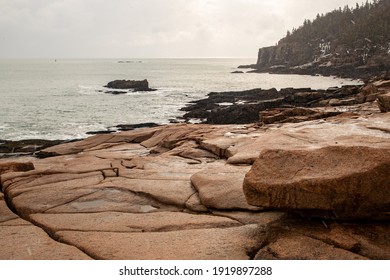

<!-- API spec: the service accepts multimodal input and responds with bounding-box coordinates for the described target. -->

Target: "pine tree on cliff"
[282,0,389,47]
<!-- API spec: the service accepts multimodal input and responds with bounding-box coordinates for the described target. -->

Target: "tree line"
[280,0,390,49]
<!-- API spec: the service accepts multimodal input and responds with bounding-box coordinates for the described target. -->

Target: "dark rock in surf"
[0,139,70,158]
[113,123,160,131]
[105,91,128,95]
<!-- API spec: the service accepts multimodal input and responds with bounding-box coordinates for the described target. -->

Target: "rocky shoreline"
[239,62,389,82]
[0,77,389,260]
[180,79,389,125]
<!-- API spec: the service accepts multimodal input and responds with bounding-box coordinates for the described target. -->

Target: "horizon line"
[0,56,257,60]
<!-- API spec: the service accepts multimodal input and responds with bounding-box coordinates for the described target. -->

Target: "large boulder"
[243,146,390,220]
[377,92,390,113]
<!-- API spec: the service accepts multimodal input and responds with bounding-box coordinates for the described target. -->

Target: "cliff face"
[256,40,390,73]
[252,0,390,79]
[256,42,314,68]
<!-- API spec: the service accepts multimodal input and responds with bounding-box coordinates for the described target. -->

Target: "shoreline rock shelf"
[0,98,389,259]
[180,78,390,125]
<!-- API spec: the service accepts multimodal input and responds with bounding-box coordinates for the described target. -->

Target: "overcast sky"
[0,0,368,59]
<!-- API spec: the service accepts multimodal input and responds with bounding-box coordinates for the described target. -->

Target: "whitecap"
[77,84,101,95]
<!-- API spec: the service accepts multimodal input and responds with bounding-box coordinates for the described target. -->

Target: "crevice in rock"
[197,142,230,159]
[42,190,102,214]
[176,153,203,164]
[8,175,104,199]
[184,192,210,213]
[97,186,185,212]
[121,159,137,170]
[0,217,20,224]
[293,228,366,258]
[365,126,390,134]
[4,171,105,195]
[55,233,102,259]
[248,228,270,260]
[272,216,370,259]
[207,212,246,225]
[4,193,19,216]
[2,189,97,259]
[0,223,30,227]
[281,132,317,143]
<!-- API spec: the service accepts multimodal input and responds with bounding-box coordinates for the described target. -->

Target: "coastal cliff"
[242,0,390,79]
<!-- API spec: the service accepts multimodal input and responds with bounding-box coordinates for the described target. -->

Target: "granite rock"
[243,146,390,219]
[1,106,389,260]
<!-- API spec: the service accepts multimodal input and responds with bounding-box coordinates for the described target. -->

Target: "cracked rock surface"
[1,106,389,260]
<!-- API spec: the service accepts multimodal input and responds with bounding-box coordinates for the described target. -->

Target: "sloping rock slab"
[191,165,261,211]
[30,212,241,234]
[56,224,265,260]
[0,226,92,260]
[0,194,91,260]
[243,146,390,220]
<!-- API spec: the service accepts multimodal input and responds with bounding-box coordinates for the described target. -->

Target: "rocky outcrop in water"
[105,79,156,93]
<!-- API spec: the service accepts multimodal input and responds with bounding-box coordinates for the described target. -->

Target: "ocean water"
[0,58,361,141]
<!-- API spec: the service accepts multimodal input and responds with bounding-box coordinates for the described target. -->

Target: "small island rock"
[105,79,156,92]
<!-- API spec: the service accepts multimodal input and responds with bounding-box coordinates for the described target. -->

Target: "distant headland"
[240,0,389,80]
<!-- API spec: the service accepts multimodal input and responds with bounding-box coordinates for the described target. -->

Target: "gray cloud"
[0,0,370,58]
